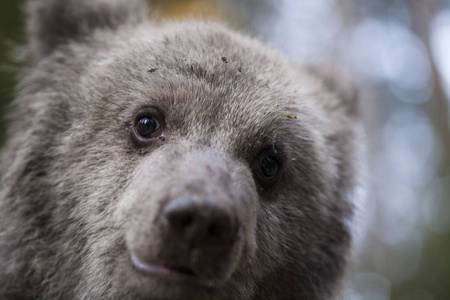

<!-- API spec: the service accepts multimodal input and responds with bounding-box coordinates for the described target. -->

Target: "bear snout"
[124,147,256,287]
[129,195,239,285]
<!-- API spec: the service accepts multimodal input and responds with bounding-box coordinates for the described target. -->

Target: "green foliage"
[0,0,25,146]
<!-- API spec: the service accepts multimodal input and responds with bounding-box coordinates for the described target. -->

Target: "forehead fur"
[42,21,327,156]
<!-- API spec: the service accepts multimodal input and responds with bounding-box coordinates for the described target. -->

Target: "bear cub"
[0,0,363,299]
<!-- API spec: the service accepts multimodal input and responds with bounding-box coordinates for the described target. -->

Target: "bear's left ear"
[26,0,147,62]
[306,64,359,117]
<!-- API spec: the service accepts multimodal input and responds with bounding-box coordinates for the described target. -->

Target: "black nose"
[163,197,236,248]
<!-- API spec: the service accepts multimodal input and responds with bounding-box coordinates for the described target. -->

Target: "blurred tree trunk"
[395,3,450,300]
[406,0,450,175]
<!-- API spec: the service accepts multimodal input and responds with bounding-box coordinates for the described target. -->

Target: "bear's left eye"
[252,150,282,188]
[259,155,279,178]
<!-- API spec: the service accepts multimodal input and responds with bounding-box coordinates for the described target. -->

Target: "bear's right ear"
[27,0,147,62]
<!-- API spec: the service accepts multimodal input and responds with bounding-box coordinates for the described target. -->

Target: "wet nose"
[163,196,236,248]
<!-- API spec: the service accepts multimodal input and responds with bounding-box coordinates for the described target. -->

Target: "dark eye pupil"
[136,117,159,137]
[259,155,279,178]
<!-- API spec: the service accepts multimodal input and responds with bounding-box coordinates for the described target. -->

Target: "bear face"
[0,1,362,299]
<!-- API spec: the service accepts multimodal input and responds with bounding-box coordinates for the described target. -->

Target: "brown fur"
[0,0,363,299]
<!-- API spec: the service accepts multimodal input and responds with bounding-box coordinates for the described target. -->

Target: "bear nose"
[163,196,236,247]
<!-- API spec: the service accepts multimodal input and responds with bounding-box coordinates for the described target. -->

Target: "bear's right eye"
[136,116,160,138]
[131,108,165,145]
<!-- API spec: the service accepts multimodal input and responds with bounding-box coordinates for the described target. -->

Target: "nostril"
[165,204,195,230]
[208,223,221,237]
[179,215,193,228]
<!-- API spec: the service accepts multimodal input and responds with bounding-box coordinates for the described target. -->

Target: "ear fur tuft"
[307,64,359,117]
[27,0,147,61]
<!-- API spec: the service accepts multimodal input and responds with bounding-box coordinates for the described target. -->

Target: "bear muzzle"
[130,195,238,286]
[124,146,257,287]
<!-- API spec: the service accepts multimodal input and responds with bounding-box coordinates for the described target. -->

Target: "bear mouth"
[130,254,217,287]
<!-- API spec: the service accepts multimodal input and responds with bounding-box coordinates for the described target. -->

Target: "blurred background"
[1,0,449,299]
